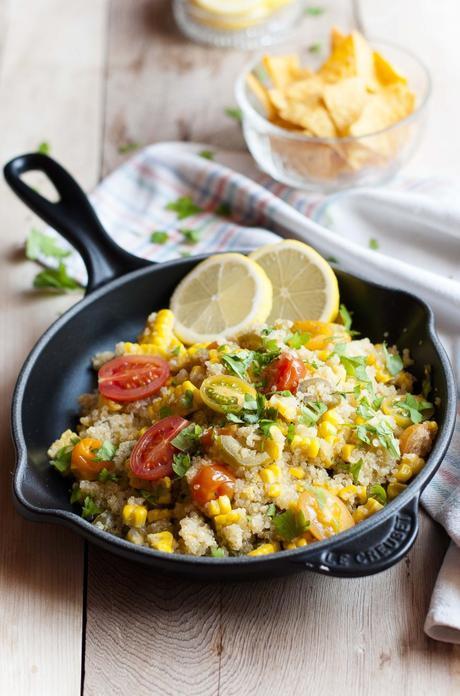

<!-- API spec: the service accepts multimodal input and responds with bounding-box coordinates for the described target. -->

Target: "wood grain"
[0,1,108,694]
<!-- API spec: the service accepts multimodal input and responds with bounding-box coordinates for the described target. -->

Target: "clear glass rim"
[235,38,432,144]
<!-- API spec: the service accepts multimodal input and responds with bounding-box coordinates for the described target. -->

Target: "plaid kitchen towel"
[38,142,460,642]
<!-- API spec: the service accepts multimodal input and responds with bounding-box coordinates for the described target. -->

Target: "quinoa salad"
[48,309,438,558]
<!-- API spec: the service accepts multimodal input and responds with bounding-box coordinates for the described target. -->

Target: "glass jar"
[173,0,304,50]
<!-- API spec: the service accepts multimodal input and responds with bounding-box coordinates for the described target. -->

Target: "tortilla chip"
[279,99,337,138]
[323,77,368,134]
[319,31,377,90]
[284,75,324,101]
[374,51,408,86]
[246,72,276,119]
[262,54,311,89]
[330,26,346,52]
[350,83,415,138]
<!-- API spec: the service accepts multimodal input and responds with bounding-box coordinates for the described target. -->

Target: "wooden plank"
[0,1,108,694]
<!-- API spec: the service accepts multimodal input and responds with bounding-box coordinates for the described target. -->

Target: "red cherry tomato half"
[130,416,188,481]
[190,463,236,506]
[98,355,170,403]
[263,353,307,394]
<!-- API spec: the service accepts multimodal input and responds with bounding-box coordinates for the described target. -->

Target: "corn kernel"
[160,477,172,490]
[341,444,355,462]
[401,453,425,475]
[295,482,305,492]
[247,542,280,556]
[355,416,365,426]
[317,349,330,362]
[214,510,242,527]
[289,467,305,480]
[284,542,296,550]
[260,468,275,484]
[147,531,175,553]
[295,538,307,547]
[337,485,358,502]
[268,394,297,421]
[394,463,413,482]
[353,497,384,523]
[366,354,376,365]
[321,409,342,427]
[147,509,172,523]
[318,421,337,438]
[122,504,147,528]
[126,528,145,545]
[387,482,407,500]
[267,483,281,498]
[375,368,391,383]
[366,498,384,514]
[356,485,368,504]
[307,438,321,458]
[206,499,220,517]
[217,495,232,514]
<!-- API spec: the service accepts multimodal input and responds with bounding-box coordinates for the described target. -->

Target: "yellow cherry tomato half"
[298,486,355,540]
[71,437,113,481]
[200,375,257,414]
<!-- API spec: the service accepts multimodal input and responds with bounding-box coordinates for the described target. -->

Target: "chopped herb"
[180,251,192,258]
[70,486,83,504]
[199,150,215,160]
[326,256,338,264]
[181,228,201,244]
[308,43,322,53]
[252,347,280,375]
[355,421,400,458]
[33,263,82,292]
[274,390,293,397]
[37,141,50,155]
[287,331,310,349]
[166,196,202,220]
[171,345,181,356]
[287,423,296,444]
[273,509,309,541]
[140,489,160,506]
[339,304,352,331]
[338,352,371,385]
[171,423,203,452]
[396,394,432,424]
[259,419,277,437]
[118,142,141,154]
[299,401,327,426]
[349,459,363,484]
[266,503,276,518]
[180,389,194,410]
[369,238,379,250]
[92,441,117,462]
[81,496,103,520]
[305,6,324,15]
[150,231,169,244]
[50,444,73,474]
[159,406,172,418]
[383,343,403,376]
[216,202,232,217]
[369,484,387,505]
[211,546,225,558]
[98,468,119,483]
[221,351,254,380]
[26,229,71,261]
[172,452,191,478]
[226,392,266,426]
[224,107,242,122]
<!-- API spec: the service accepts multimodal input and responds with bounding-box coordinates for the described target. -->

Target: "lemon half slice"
[249,240,339,323]
[170,253,272,344]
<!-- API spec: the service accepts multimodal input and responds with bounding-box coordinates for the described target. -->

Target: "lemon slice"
[192,0,263,16]
[249,240,339,323]
[170,253,273,344]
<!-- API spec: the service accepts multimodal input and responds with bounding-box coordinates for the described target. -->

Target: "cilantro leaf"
[33,263,82,293]
[339,304,352,331]
[266,503,276,518]
[287,331,310,349]
[383,343,403,376]
[98,468,119,483]
[92,441,117,462]
[50,444,73,474]
[224,107,242,122]
[326,256,338,264]
[273,509,309,541]
[305,6,324,15]
[81,496,103,520]
[259,419,277,437]
[181,228,201,244]
[159,406,172,418]
[369,484,387,505]
[299,401,327,426]
[221,351,254,380]
[172,452,191,478]
[37,141,50,155]
[287,423,295,444]
[349,459,363,484]
[308,43,322,53]
[396,394,432,424]
[199,150,215,160]
[70,486,83,504]
[26,229,70,261]
[150,231,169,244]
[369,238,379,250]
[171,423,202,452]
[374,422,400,458]
[166,196,202,220]
[211,547,225,558]
[118,142,141,154]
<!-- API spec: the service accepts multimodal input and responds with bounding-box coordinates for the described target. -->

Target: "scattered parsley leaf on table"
[37,141,50,155]
[308,43,322,53]
[199,150,215,160]
[369,238,379,250]
[326,255,338,264]
[26,229,71,261]
[305,6,325,15]
[117,142,141,154]
[166,196,202,220]
[150,231,169,244]
[33,263,82,292]
[181,228,201,244]
[224,107,243,122]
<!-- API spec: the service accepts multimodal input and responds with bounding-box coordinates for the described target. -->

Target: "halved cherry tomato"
[71,437,112,481]
[98,355,170,403]
[190,463,236,506]
[263,353,307,394]
[200,375,256,414]
[298,487,354,540]
[130,416,188,481]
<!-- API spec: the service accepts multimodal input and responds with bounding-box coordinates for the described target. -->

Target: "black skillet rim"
[11,255,457,569]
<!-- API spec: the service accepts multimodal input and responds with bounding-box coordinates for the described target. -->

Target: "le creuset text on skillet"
[3,153,456,580]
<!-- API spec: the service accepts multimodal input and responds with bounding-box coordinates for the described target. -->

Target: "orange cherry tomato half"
[71,437,112,481]
[263,353,307,394]
[130,416,189,481]
[190,463,236,506]
[98,355,170,403]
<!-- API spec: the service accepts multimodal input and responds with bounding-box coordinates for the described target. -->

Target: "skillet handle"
[3,153,151,293]
[292,495,420,578]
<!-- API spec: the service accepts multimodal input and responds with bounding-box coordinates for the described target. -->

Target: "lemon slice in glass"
[170,253,273,344]
[249,240,339,323]
[192,0,264,16]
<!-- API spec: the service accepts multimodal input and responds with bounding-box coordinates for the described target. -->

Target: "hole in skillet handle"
[3,153,151,293]
[291,495,420,578]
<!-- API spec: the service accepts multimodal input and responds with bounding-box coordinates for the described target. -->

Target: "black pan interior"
[17,259,448,516]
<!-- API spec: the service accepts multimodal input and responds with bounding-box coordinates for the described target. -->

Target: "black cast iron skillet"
[4,153,457,581]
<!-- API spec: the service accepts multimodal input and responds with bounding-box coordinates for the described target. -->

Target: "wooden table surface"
[1,1,459,694]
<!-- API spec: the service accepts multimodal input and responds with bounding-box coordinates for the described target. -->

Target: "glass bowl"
[173,0,305,50]
[235,41,431,192]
